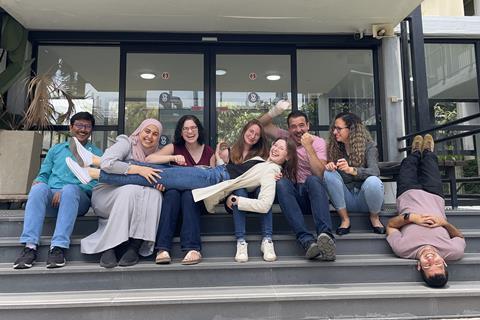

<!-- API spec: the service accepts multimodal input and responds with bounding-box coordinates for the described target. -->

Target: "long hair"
[274,137,298,183]
[230,119,269,164]
[327,112,372,167]
[173,115,205,146]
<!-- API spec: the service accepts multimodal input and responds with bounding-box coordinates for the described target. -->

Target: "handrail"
[398,127,480,152]
[397,112,480,141]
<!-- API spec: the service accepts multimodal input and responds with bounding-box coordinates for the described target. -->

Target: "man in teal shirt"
[14,112,102,269]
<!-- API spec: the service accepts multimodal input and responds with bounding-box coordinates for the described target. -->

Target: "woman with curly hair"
[323,112,384,235]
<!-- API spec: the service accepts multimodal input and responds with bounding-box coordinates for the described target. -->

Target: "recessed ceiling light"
[266,74,281,81]
[216,69,227,76]
[140,73,156,80]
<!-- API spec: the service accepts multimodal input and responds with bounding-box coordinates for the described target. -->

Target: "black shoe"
[46,247,66,269]
[372,226,386,234]
[118,247,140,267]
[304,241,321,260]
[13,247,37,269]
[336,226,351,236]
[317,233,336,261]
[100,248,118,268]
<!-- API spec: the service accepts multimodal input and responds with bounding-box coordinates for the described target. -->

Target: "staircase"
[1,206,480,320]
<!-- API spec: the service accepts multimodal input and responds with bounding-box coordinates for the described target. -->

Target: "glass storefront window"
[216,54,291,143]
[425,43,480,195]
[37,46,120,126]
[297,50,376,130]
[125,53,204,145]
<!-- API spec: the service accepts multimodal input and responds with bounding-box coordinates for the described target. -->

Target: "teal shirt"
[34,141,103,196]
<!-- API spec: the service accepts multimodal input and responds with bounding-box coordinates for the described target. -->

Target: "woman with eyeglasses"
[149,115,214,265]
[323,112,384,235]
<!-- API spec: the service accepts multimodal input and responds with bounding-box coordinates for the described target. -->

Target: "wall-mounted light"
[216,69,227,76]
[266,74,281,81]
[140,73,156,80]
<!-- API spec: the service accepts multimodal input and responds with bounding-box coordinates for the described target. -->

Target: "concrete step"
[1,208,479,237]
[1,230,479,263]
[1,254,480,293]
[1,282,480,320]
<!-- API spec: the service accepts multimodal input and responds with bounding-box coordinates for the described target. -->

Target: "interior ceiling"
[2,0,422,34]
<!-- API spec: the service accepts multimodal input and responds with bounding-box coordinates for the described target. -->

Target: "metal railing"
[397,112,480,207]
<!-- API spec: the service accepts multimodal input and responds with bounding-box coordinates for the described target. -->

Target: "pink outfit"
[276,128,327,183]
[129,119,163,162]
[387,189,466,260]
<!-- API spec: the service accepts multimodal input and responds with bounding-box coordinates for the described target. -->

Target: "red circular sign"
[249,72,257,80]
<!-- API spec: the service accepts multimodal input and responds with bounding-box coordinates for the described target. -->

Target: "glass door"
[125,52,204,146]
[215,54,291,143]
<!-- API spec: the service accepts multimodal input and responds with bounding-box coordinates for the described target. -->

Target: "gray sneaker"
[317,233,336,261]
[304,241,321,260]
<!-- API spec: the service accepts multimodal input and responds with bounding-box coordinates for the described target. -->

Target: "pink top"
[276,128,327,183]
[173,144,214,167]
[386,189,466,260]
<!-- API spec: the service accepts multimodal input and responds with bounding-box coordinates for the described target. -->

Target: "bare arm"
[258,100,291,138]
[145,144,185,165]
[301,133,326,177]
[386,213,438,235]
[386,212,464,239]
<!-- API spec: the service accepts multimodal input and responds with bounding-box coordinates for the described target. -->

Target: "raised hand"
[268,100,291,118]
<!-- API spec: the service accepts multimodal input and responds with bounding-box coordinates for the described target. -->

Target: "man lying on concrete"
[386,134,466,288]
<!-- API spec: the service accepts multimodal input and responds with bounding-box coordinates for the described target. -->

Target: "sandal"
[181,250,202,265]
[155,250,171,264]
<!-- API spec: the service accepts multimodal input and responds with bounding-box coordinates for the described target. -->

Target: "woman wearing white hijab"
[79,119,165,268]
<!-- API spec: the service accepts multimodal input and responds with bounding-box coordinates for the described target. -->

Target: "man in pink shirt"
[259,101,335,261]
[386,134,466,287]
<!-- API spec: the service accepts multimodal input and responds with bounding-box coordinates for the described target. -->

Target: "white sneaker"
[260,238,277,262]
[235,241,248,263]
[71,137,94,167]
[66,157,92,184]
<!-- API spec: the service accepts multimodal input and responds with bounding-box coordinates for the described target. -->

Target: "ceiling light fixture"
[216,69,227,76]
[140,73,156,80]
[266,74,281,81]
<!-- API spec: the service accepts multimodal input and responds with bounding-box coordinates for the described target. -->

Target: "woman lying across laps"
[67,137,298,261]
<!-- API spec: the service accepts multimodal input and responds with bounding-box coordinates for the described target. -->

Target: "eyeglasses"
[73,123,93,130]
[333,126,348,133]
[421,261,447,270]
[182,126,198,132]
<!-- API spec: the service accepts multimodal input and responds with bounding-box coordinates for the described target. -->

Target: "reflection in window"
[297,50,376,128]
[125,53,204,144]
[37,46,120,126]
[216,54,291,143]
[425,43,480,196]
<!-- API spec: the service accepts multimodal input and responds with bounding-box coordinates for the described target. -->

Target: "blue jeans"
[99,163,229,190]
[155,189,204,252]
[20,183,91,248]
[276,176,332,249]
[232,188,273,241]
[323,170,384,214]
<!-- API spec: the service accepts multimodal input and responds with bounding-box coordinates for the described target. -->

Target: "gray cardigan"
[338,141,380,190]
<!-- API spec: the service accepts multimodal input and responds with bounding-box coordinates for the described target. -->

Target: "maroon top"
[173,144,214,167]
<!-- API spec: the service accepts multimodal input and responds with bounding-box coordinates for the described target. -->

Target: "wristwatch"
[403,212,410,221]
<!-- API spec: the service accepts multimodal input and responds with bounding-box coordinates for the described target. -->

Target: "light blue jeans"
[323,171,384,214]
[19,183,91,248]
[232,188,273,241]
[99,163,230,190]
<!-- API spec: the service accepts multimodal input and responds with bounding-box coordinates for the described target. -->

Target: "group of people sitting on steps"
[12,100,466,288]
